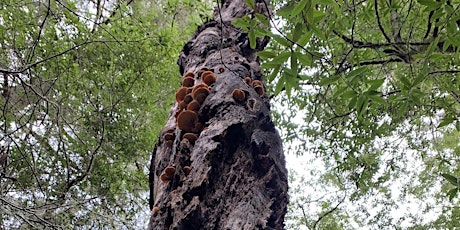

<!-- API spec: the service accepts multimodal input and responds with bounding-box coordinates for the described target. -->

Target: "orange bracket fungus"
[177,110,198,132]
[152,207,159,216]
[182,133,198,145]
[244,77,252,84]
[182,77,195,87]
[254,85,265,96]
[183,72,195,78]
[202,71,217,86]
[163,131,175,148]
[175,87,188,102]
[192,84,210,104]
[160,166,176,182]
[252,80,263,87]
[187,100,201,112]
[232,89,245,102]
[183,94,193,104]
[183,166,191,176]
[197,67,210,77]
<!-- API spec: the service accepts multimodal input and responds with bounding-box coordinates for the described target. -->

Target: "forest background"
[0,0,459,229]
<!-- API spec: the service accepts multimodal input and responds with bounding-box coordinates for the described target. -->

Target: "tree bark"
[148,0,288,229]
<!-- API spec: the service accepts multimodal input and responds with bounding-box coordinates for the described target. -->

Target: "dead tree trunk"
[148,0,288,229]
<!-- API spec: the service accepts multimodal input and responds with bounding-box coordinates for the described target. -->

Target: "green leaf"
[369,95,387,106]
[270,52,290,65]
[274,76,285,96]
[277,3,296,17]
[447,188,458,201]
[438,117,455,128]
[271,33,291,47]
[297,30,313,47]
[441,173,458,186]
[341,90,357,99]
[257,50,277,59]
[348,95,358,110]
[291,0,309,17]
[368,79,385,91]
[232,16,250,30]
[249,28,256,49]
[295,52,313,66]
[356,95,368,117]
[347,67,368,78]
[245,0,255,9]
[318,75,341,86]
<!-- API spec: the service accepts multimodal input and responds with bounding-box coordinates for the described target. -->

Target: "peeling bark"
[148,0,288,229]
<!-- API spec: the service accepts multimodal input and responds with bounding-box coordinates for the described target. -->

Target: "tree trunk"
[148,0,288,229]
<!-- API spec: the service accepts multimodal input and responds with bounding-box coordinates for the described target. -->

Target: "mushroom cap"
[192,83,210,94]
[183,71,195,78]
[254,85,265,96]
[197,67,211,77]
[182,133,198,145]
[164,132,175,141]
[164,166,176,176]
[187,100,201,112]
[183,93,193,104]
[177,110,198,132]
[183,166,191,176]
[160,172,172,182]
[152,207,159,216]
[182,77,195,87]
[232,89,245,102]
[244,77,252,84]
[192,85,210,104]
[175,87,188,102]
[179,100,187,110]
[202,71,216,85]
[252,80,263,87]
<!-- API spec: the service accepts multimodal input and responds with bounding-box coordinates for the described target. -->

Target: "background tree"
[148,0,288,229]
[249,0,460,228]
[0,0,209,228]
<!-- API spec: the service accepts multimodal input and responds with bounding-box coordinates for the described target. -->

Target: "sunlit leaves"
[0,0,199,228]
[264,0,460,228]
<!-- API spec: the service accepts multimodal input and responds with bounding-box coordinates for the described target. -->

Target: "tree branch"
[374,0,392,43]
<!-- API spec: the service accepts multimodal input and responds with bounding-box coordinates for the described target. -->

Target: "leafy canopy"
[237,0,460,228]
[0,0,209,228]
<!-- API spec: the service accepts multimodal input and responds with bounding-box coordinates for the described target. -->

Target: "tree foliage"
[0,0,209,228]
[236,0,460,228]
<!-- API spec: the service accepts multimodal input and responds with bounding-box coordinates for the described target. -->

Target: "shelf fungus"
[183,166,191,176]
[187,100,201,112]
[160,166,176,182]
[182,133,198,145]
[175,87,188,103]
[192,84,210,104]
[232,89,245,102]
[163,130,175,148]
[177,110,198,132]
[202,71,217,86]
[182,77,195,87]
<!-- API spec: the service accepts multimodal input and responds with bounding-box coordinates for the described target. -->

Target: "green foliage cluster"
[236,0,460,228]
[0,0,209,228]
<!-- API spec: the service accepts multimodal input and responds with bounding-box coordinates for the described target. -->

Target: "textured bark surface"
[148,0,288,229]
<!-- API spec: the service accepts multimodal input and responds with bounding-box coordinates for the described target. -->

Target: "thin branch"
[428,70,460,75]
[333,30,429,49]
[0,39,146,74]
[374,0,392,43]
[312,193,346,229]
